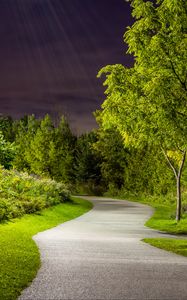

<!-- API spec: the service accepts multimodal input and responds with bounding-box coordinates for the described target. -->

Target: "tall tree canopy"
[49,116,76,183]
[97,0,187,220]
[13,115,40,171]
[11,114,76,184]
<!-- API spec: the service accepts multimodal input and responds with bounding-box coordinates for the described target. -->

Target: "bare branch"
[176,144,185,153]
[178,150,186,178]
[161,147,178,179]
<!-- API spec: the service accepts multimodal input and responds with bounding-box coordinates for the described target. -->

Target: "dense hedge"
[0,166,70,221]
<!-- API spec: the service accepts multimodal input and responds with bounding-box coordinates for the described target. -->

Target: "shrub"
[0,166,70,221]
[0,199,12,221]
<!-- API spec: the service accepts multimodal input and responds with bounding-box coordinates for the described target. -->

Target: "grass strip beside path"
[144,204,187,234]
[108,193,187,256]
[143,238,187,257]
[143,205,187,257]
[0,197,92,300]
[111,193,187,234]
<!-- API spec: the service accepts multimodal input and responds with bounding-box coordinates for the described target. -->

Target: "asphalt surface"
[19,197,187,300]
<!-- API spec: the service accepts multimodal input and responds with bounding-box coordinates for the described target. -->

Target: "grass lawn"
[0,197,92,300]
[143,238,187,257]
[111,192,187,234]
[144,204,187,234]
[108,192,187,256]
[142,204,187,257]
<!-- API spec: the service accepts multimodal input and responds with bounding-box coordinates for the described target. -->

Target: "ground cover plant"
[0,197,92,300]
[0,166,70,221]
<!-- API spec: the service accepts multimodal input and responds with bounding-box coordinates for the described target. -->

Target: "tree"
[0,115,14,142]
[94,127,127,190]
[49,116,76,183]
[13,115,40,171]
[75,131,102,193]
[27,115,55,177]
[95,124,174,195]
[97,0,187,220]
[12,114,76,183]
[0,132,16,169]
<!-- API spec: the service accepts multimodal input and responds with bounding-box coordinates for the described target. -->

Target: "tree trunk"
[161,148,186,222]
[176,175,181,222]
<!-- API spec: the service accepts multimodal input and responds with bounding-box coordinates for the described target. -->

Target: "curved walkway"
[20,197,187,300]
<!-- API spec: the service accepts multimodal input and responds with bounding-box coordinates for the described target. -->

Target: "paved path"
[20,197,187,300]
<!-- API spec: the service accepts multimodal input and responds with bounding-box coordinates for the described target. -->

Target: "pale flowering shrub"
[0,166,70,221]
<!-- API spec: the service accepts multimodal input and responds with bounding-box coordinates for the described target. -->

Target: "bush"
[0,166,70,221]
[75,180,105,196]
[0,199,12,221]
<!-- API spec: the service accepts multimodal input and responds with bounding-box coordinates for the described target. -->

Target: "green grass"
[0,197,92,300]
[142,203,187,257]
[144,204,187,234]
[107,191,187,256]
[0,166,71,222]
[143,238,187,257]
[108,191,187,234]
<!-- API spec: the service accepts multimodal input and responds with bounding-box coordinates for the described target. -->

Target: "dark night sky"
[0,0,133,134]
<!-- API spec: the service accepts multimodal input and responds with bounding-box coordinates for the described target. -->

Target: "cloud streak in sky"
[0,0,133,133]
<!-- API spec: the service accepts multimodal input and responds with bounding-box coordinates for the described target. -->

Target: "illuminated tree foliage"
[11,115,76,183]
[97,0,187,220]
[27,115,55,177]
[0,132,16,169]
[49,116,76,183]
[13,115,40,171]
